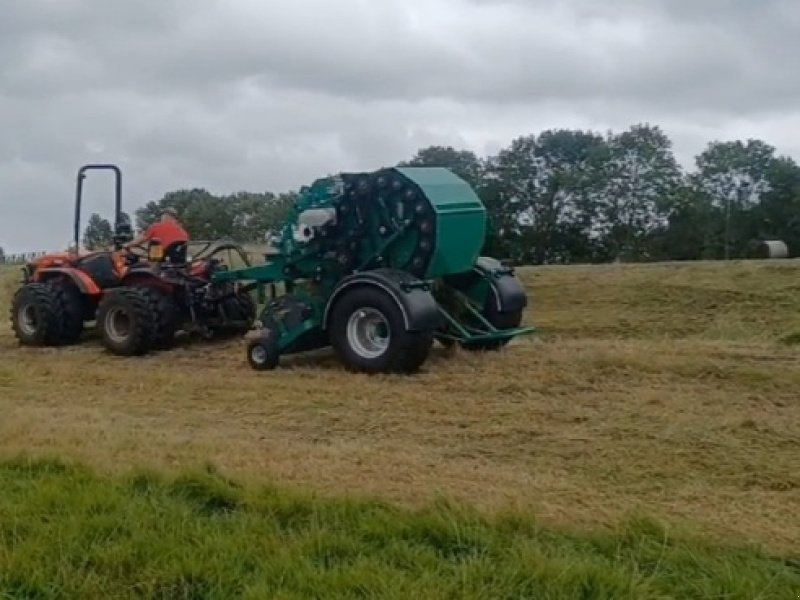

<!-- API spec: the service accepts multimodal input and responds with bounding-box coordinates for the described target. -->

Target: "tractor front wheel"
[47,280,85,345]
[96,288,157,356]
[10,283,65,346]
[329,286,433,374]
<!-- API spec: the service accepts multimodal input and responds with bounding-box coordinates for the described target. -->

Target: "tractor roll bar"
[73,164,122,253]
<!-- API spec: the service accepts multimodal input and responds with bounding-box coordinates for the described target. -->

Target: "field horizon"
[2,258,799,596]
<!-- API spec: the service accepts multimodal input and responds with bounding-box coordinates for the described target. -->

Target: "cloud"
[0,0,798,251]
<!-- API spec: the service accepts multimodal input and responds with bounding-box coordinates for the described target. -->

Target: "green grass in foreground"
[0,459,798,599]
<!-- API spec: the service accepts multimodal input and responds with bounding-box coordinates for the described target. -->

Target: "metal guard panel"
[472,257,528,313]
[394,167,487,279]
[488,273,528,313]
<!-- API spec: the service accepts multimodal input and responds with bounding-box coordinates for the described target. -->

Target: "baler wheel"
[246,329,280,370]
[462,305,523,352]
[96,287,157,356]
[329,286,433,374]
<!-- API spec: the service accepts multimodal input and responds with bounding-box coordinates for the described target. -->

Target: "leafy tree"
[229,191,296,243]
[82,213,113,250]
[488,129,609,264]
[598,124,682,261]
[691,139,776,259]
[135,189,230,239]
[399,146,485,188]
[647,184,717,261]
[135,188,296,243]
[753,156,800,255]
[121,127,800,265]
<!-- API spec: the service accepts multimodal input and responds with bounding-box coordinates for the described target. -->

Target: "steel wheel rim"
[105,306,132,343]
[346,307,389,359]
[251,344,267,364]
[18,304,37,336]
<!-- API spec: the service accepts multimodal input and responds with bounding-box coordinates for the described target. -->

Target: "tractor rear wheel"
[222,289,257,330]
[213,288,257,338]
[96,287,157,356]
[139,287,179,350]
[10,283,65,346]
[329,286,433,374]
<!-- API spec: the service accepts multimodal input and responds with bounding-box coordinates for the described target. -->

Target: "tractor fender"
[120,268,175,294]
[120,266,158,283]
[35,267,101,295]
[472,256,527,313]
[322,269,441,332]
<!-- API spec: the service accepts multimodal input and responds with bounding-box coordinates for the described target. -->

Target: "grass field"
[1,260,800,597]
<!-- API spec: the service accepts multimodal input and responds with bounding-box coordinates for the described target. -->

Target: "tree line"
[79,123,800,264]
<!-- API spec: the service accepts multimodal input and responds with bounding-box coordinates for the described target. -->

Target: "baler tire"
[96,287,157,356]
[462,306,523,352]
[246,330,280,371]
[10,283,65,346]
[329,286,433,374]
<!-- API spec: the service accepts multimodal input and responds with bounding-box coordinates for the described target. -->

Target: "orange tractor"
[9,165,256,355]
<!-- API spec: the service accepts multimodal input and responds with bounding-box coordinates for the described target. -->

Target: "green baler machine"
[213,166,534,373]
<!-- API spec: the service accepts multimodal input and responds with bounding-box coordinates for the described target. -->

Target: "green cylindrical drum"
[279,166,487,283]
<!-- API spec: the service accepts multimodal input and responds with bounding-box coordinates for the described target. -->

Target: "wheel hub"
[346,307,390,359]
[18,304,38,336]
[105,306,132,343]
[250,344,267,364]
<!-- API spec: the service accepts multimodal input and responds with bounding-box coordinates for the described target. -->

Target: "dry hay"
[1,260,799,553]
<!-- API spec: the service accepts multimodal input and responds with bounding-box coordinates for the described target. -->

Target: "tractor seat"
[163,241,188,266]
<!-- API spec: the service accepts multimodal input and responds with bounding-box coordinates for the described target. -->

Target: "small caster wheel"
[246,330,279,370]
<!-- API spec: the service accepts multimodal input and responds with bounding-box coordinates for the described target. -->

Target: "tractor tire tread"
[139,287,179,350]
[9,283,65,346]
[45,280,85,345]
[96,287,157,356]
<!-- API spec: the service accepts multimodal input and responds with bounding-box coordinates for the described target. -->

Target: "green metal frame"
[434,286,535,345]
[210,166,535,361]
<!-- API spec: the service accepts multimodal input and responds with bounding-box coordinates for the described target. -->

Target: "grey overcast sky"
[1,0,797,253]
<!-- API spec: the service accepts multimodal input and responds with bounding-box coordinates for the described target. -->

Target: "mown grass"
[2,260,800,596]
[0,457,798,600]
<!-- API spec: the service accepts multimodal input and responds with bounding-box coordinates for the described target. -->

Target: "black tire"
[443,271,526,352]
[224,290,257,324]
[45,280,85,345]
[461,303,523,352]
[216,289,257,337]
[139,287,180,350]
[9,283,65,346]
[96,287,157,356]
[246,330,280,370]
[328,286,433,374]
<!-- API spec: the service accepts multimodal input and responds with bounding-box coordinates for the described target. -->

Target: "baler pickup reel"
[213,166,535,373]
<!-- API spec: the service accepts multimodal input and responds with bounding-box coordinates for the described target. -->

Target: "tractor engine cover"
[274,167,487,285]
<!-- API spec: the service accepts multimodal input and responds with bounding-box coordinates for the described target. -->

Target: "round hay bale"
[750,239,789,259]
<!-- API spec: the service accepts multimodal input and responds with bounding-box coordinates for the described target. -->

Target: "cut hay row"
[1,260,799,596]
